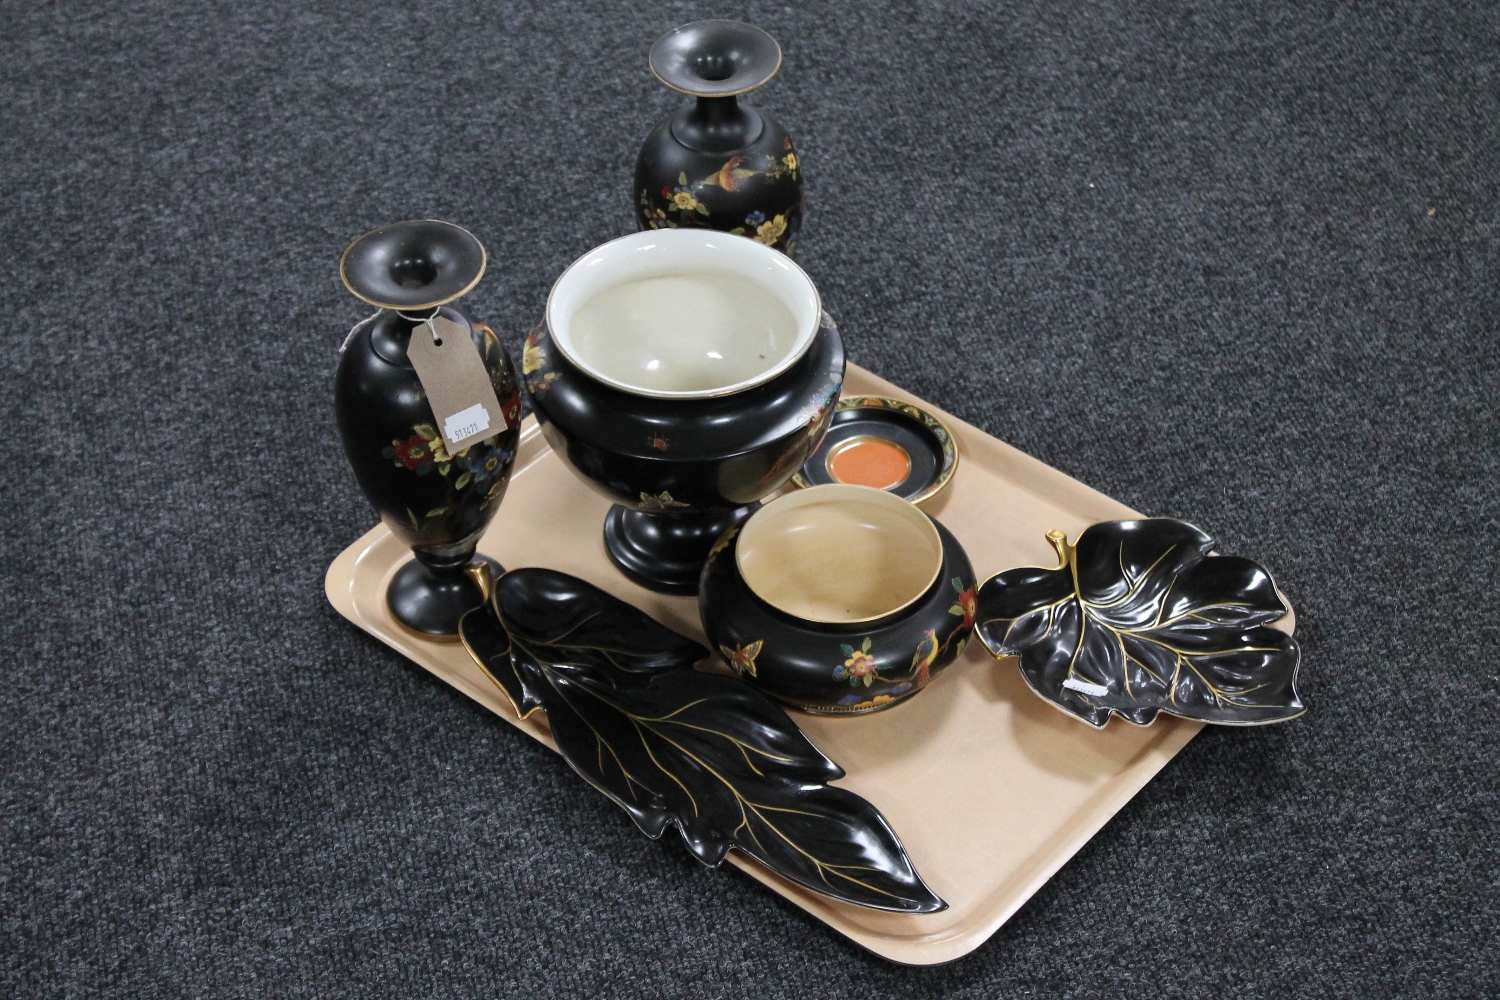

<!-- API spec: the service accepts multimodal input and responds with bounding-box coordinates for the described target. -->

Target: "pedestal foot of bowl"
[604,505,754,595]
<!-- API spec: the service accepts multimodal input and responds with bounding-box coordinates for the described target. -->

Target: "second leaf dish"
[974,518,1305,728]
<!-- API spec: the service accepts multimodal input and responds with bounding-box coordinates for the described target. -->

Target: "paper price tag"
[405,315,506,455]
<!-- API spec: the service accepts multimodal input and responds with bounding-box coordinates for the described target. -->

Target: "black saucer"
[792,396,958,505]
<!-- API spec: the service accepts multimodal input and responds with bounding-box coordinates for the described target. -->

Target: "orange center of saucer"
[827,438,912,491]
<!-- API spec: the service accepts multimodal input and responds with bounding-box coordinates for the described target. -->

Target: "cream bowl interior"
[735,484,944,624]
[546,229,821,399]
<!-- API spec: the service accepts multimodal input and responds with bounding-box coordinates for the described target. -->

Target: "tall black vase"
[635,20,803,256]
[334,220,521,642]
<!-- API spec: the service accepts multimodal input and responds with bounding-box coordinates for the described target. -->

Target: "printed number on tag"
[443,403,492,446]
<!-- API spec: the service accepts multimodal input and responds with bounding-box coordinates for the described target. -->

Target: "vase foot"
[387,554,504,642]
[604,505,754,595]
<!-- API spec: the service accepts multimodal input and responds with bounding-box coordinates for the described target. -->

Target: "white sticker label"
[1062,677,1110,697]
[443,402,491,446]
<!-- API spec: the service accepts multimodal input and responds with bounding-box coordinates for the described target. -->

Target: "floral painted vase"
[635,20,804,256]
[335,220,521,641]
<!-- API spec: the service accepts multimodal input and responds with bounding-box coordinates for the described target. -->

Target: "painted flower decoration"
[754,214,788,246]
[783,152,798,173]
[949,578,977,628]
[835,637,878,687]
[719,640,763,678]
[379,417,516,532]
[745,210,766,226]
[388,433,435,472]
[465,442,508,484]
[413,424,452,465]
[501,392,522,429]
[522,335,544,375]
[661,172,712,218]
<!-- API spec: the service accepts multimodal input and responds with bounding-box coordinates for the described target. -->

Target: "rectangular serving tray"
[325,365,1201,965]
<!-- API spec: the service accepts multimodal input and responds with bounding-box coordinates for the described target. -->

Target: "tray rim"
[325,364,1214,965]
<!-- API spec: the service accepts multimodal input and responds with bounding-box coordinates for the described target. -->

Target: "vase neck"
[368,306,454,367]
[671,96,764,154]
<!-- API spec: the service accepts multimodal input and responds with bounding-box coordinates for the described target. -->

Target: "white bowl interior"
[735,484,943,624]
[547,230,821,398]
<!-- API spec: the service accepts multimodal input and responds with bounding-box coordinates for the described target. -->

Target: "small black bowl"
[699,485,977,714]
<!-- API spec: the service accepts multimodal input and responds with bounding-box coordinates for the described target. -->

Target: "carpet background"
[2,1,1496,997]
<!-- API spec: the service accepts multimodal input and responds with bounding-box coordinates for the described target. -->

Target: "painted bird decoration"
[909,629,940,689]
[701,155,759,192]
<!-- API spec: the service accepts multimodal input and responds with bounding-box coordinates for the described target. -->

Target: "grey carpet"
[2,1,1496,997]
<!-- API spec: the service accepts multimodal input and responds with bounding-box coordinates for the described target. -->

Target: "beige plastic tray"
[326,365,1214,964]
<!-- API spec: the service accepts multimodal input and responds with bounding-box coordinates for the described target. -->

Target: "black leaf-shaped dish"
[458,565,946,914]
[975,519,1304,729]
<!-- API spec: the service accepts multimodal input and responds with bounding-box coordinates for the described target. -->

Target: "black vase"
[635,20,803,256]
[335,220,521,642]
